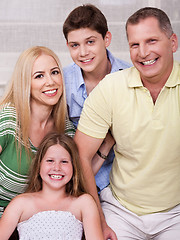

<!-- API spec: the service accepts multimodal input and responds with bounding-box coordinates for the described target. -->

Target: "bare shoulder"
[77,193,94,202]
[9,192,37,210]
[75,193,97,210]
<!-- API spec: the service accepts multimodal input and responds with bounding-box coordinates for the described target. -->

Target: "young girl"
[0,133,103,240]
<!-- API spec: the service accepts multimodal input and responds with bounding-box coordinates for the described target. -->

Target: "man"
[63,4,130,192]
[75,7,180,240]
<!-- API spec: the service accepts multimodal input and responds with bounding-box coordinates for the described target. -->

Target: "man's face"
[127,17,178,84]
[66,28,111,74]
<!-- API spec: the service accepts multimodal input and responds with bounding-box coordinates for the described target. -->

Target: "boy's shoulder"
[63,62,80,75]
[107,50,131,71]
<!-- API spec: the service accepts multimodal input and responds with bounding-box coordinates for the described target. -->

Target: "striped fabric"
[0,104,75,217]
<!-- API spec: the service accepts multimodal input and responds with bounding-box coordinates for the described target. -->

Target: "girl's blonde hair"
[26,132,87,196]
[0,46,67,154]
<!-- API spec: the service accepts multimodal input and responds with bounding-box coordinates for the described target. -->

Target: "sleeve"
[0,105,17,151]
[78,75,112,139]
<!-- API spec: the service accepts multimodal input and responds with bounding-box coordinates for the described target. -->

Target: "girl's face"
[40,144,73,191]
[31,53,63,108]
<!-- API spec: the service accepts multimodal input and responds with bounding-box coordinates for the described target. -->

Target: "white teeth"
[44,89,56,94]
[82,59,92,63]
[142,59,156,65]
[50,175,63,179]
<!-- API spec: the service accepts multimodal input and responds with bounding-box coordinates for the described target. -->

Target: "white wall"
[0,0,180,96]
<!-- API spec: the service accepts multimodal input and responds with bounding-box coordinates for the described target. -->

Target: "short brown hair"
[63,4,108,40]
[26,133,87,197]
[126,7,173,38]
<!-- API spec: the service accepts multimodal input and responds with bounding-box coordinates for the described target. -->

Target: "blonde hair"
[26,132,87,196]
[0,46,67,155]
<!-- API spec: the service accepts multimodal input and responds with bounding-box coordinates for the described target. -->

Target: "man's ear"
[171,33,178,53]
[104,31,112,47]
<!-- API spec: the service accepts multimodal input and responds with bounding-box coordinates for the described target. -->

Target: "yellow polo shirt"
[78,61,180,215]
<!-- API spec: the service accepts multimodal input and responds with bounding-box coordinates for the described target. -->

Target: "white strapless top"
[17,210,83,240]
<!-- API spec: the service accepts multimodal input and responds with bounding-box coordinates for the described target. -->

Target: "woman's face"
[31,53,63,108]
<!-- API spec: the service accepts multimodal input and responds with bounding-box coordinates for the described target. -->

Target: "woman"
[0,46,75,238]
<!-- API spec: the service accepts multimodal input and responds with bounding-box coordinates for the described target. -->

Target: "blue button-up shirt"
[63,49,131,191]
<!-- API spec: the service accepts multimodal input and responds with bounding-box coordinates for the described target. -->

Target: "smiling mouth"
[50,174,63,180]
[43,89,57,94]
[141,58,158,65]
[80,58,93,63]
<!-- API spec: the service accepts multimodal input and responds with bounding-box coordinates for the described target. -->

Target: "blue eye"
[87,40,94,44]
[70,43,78,48]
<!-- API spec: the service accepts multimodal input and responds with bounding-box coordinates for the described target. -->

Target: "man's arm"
[74,129,117,240]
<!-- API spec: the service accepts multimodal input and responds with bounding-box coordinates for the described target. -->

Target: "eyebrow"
[68,35,98,44]
[32,66,60,76]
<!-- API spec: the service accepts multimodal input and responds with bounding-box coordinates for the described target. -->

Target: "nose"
[53,162,61,171]
[79,45,88,57]
[45,74,54,86]
[139,44,149,58]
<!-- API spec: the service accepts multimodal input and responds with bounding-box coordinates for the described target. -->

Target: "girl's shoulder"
[72,193,95,208]
[11,192,35,205]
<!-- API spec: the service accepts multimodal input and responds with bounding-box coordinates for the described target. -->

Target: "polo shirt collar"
[165,61,180,87]
[128,61,180,88]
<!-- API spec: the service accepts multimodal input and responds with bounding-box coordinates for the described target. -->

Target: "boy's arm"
[92,131,115,175]
[0,197,23,239]
[74,130,117,240]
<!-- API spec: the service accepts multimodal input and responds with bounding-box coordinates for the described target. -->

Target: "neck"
[40,186,68,202]
[29,102,54,147]
[83,58,111,82]
[142,78,167,104]
[30,102,53,128]
[83,59,111,95]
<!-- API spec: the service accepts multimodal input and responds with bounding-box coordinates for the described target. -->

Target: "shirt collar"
[165,61,180,87]
[128,61,180,88]
[73,64,86,90]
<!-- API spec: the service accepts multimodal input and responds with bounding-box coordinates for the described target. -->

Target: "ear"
[66,41,69,47]
[104,31,112,47]
[170,33,178,53]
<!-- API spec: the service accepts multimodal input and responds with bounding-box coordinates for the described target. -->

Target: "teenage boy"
[63,4,131,193]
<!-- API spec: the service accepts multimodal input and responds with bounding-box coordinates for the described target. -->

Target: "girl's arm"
[0,196,23,240]
[81,194,104,240]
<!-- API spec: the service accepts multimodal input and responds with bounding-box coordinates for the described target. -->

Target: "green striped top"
[0,103,75,217]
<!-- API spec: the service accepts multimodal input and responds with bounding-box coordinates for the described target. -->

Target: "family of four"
[0,4,180,240]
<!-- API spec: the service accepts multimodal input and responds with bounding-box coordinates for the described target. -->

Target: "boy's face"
[66,28,111,74]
